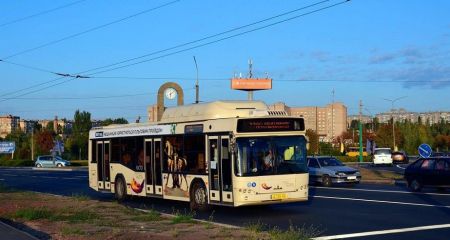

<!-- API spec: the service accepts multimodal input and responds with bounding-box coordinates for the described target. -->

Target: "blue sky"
[1,0,449,121]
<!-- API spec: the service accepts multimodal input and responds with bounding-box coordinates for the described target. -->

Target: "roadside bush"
[0,159,34,167]
[336,156,372,163]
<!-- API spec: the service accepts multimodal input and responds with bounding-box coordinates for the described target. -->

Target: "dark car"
[391,151,408,164]
[404,157,450,192]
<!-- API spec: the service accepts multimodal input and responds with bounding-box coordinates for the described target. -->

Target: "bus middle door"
[96,140,111,190]
[208,135,233,205]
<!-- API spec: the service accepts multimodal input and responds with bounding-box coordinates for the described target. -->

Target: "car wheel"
[57,163,63,167]
[115,177,128,202]
[322,175,332,187]
[409,179,422,192]
[190,181,210,211]
[36,163,42,168]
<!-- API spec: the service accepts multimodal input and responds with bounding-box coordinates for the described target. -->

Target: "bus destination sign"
[237,118,305,133]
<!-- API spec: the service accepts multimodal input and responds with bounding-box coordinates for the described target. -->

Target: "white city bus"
[88,101,309,210]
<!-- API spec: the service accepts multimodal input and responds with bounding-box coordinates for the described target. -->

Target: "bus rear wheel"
[115,176,127,202]
[190,181,210,211]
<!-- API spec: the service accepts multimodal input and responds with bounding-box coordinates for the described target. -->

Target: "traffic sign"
[418,143,432,158]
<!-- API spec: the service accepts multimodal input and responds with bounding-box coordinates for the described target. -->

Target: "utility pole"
[383,96,407,151]
[331,89,335,143]
[31,127,34,161]
[359,100,363,163]
[248,59,253,101]
[193,56,199,104]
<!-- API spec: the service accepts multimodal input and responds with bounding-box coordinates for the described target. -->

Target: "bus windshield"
[235,136,308,176]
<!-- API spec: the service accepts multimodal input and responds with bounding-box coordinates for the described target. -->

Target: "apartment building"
[0,115,20,138]
[269,102,347,142]
[376,109,450,125]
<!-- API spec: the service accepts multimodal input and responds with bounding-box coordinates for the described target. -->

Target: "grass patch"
[245,221,265,233]
[71,193,91,201]
[131,210,162,222]
[269,224,321,240]
[357,166,403,180]
[70,160,88,166]
[171,210,196,224]
[61,226,85,236]
[66,210,98,223]
[0,183,13,193]
[14,208,53,220]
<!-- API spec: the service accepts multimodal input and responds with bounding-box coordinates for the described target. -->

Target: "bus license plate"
[271,193,287,200]
[347,176,357,180]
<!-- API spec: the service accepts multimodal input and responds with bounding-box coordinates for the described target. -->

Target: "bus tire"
[115,176,128,202]
[190,180,210,211]
[322,175,332,187]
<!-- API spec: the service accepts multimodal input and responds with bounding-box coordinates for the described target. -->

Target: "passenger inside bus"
[263,150,274,170]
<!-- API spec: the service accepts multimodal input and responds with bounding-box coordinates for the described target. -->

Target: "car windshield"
[318,157,344,167]
[375,149,391,155]
[235,136,308,176]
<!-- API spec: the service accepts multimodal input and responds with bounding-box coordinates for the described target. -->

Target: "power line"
[0,0,88,28]
[0,87,195,100]
[3,0,330,86]
[87,0,350,76]
[0,0,180,98]
[92,76,450,83]
[1,0,349,101]
[1,0,180,60]
[78,0,332,76]
[0,59,57,74]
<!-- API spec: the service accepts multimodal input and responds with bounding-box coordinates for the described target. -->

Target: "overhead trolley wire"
[0,0,88,28]
[0,0,180,98]
[1,0,180,60]
[86,0,351,76]
[1,0,350,102]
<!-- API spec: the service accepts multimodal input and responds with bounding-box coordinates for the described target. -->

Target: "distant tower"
[53,116,58,133]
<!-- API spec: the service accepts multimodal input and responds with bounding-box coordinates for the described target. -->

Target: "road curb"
[32,167,73,171]
[0,221,40,240]
[134,208,241,229]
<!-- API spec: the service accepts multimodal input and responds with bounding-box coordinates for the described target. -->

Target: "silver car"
[35,155,71,168]
[307,156,361,187]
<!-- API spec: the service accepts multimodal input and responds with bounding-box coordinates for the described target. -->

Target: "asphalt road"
[1,167,450,240]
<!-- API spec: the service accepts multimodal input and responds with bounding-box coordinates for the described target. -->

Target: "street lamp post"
[383,96,407,151]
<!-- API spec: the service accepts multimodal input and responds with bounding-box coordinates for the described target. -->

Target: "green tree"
[4,130,30,160]
[101,117,128,126]
[305,129,319,155]
[71,110,92,160]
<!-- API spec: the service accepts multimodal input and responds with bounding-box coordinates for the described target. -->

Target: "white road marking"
[314,195,450,208]
[312,186,450,196]
[40,176,58,179]
[314,223,450,240]
[2,174,18,176]
[396,164,406,169]
[0,179,4,181]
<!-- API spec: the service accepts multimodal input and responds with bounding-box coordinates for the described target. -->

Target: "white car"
[373,148,392,166]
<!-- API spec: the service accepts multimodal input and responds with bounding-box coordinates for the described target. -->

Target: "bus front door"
[145,138,163,196]
[208,136,233,204]
[96,141,111,190]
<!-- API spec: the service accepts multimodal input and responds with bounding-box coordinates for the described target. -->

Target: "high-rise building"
[269,102,347,142]
[0,115,20,138]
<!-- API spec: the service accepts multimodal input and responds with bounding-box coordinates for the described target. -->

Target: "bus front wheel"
[115,176,127,202]
[190,181,210,211]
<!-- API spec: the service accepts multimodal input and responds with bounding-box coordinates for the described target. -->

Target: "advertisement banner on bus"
[90,125,172,139]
